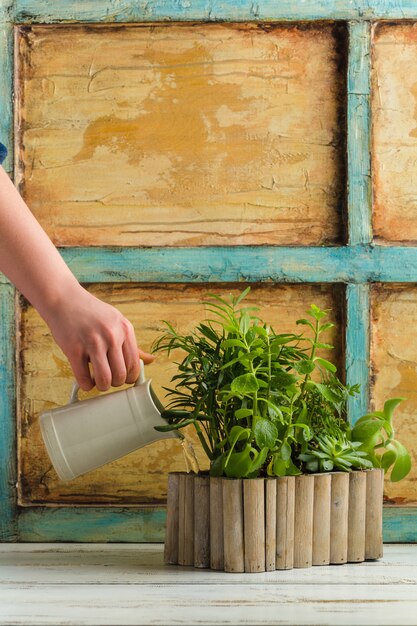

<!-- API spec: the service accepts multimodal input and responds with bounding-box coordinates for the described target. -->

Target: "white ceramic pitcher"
[39,360,178,481]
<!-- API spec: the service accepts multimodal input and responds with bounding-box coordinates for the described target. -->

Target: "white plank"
[2,583,417,625]
[1,545,417,625]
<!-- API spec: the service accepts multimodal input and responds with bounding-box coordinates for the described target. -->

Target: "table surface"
[1,543,417,625]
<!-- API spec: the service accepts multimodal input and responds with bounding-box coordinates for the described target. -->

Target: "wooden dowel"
[265,479,277,571]
[210,477,224,571]
[294,475,314,568]
[348,471,367,563]
[365,468,384,560]
[222,478,244,573]
[164,472,181,565]
[330,472,349,564]
[312,474,331,566]
[276,476,295,570]
[194,475,210,568]
[243,479,265,573]
[178,473,194,566]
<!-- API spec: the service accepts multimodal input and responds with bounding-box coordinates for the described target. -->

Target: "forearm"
[0,166,80,322]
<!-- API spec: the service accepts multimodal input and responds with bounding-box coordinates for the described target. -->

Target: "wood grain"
[222,478,244,573]
[18,282,342,506]
[15,23,345,247]
[312,474,331,566]
[293,475,314,568]
[329,472,349,564]
[2,543,417,626]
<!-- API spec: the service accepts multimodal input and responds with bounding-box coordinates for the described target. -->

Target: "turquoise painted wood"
[346,284,370,424]
[18,507,166,542]
[0,283,17,542]
[0,1,16,542]
[60,245,417,284]
[0,2,13,176]
[11,0,374,23]
[13,0,417,22]
[0,0,416,542]
[348,21,372,246]
[383,508,417,543]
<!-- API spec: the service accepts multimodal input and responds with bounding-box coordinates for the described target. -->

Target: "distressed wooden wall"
[15,23,345,247]
[19,283,342,505]
[372,22,417,242]
[371,285,417,505]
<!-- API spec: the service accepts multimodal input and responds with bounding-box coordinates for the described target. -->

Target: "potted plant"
[151,288,411,572]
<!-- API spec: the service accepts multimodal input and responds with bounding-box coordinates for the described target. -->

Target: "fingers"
[138,348,156,365]
[69,353,95,392]
[89,348,112,392]
[107,345,128,387]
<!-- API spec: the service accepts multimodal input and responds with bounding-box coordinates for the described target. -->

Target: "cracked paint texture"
[371,285,417,505]
[19,283,342,506]
[15,23,345,247]
[372,23,417,242]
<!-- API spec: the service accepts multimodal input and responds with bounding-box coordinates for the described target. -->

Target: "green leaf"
[272,456,288,476]
[271,370,298,387]
[314,357,337,373]
[314,382,342,405]
[210,454,226,477]
[380,449,396,472]
[296,319,315,331]
[320,323,334,332]
[322,459,334,471]
[252,325,268,337]
[389,440,412,482]
[309,304,327,320]
[222,339,246,350]
[270,335,298,348]
[224,445,253,478]
[280,441,291,461]
[234,286,251,306]
[294,359,315,375]
[253,418,278,449]
[229,425,251,446]
[248,447,269,474]
[154,418,195,432]
[351,415,384,443]
[231,373,259,395]
[239,313,250,336]
[285,461,302,475]
[305,460,319,472]
[383,398,406,423]
[234,408,253,420]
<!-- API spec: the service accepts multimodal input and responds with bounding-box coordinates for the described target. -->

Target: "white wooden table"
[1,543,417,625]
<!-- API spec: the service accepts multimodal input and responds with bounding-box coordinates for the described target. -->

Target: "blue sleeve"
[0,142,7,164]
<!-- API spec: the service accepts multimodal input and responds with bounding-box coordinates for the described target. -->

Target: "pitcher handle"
[68,358,146,404]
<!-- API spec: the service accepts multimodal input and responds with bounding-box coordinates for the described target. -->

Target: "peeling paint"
[16,23,345,247]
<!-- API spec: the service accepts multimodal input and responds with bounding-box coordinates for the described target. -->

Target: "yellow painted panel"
[16,23,345,247]
[372,23,417,242]
[19,283,343,505]
[371,285,417,505]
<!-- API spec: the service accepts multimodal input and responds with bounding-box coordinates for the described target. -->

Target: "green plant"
[151,287,411,482]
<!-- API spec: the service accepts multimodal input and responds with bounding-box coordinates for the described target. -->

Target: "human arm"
[0,165,154,391]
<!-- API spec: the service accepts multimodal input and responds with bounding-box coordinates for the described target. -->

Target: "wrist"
[34,274,84,326]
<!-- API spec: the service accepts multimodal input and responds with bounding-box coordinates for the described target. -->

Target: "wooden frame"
[1,0,417,542]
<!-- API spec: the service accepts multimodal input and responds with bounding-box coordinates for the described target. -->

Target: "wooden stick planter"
[164,468,384,573]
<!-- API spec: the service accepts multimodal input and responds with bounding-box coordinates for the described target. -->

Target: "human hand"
[43,283,154,391]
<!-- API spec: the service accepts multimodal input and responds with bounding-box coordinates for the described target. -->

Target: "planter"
[164,468,384,573]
